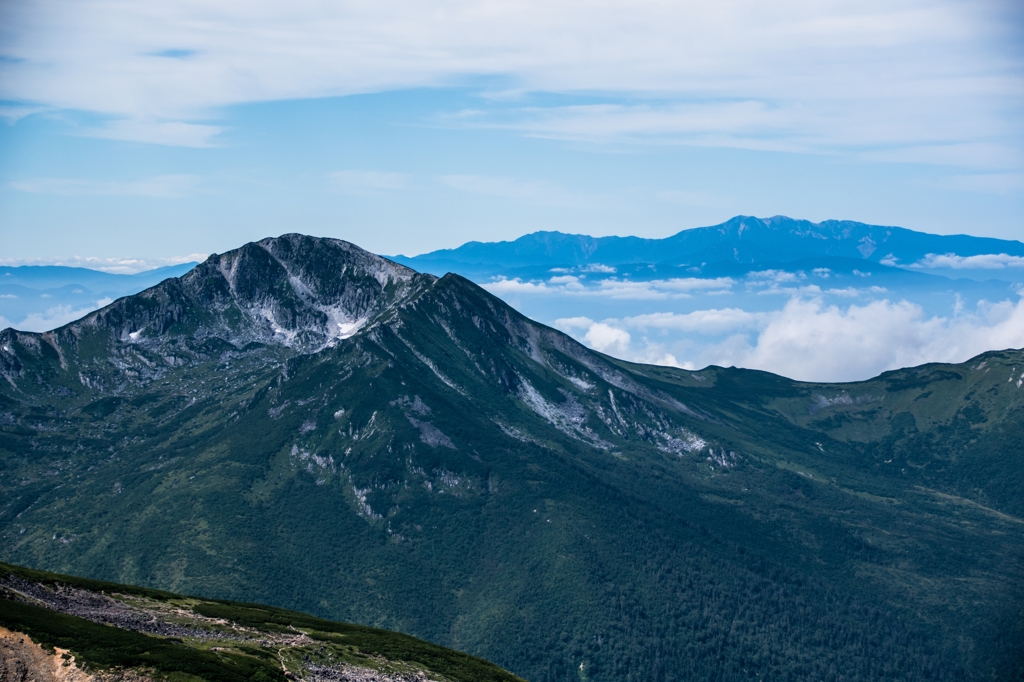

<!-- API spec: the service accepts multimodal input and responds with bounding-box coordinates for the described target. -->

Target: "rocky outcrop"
[0,628,94,682]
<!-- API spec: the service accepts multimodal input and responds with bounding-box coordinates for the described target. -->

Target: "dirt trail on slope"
[0,627,93,682]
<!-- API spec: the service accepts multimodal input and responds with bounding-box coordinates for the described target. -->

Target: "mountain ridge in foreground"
[1,234,1022,681]
[0,560,523,682]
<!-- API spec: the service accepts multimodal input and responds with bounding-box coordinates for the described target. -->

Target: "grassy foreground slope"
[0,561,524,682]
[1,235,1022,681]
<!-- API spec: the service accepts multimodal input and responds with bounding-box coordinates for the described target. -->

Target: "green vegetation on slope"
[1,561,524,682]
[0,599,286,682]
[1,237,1021,681]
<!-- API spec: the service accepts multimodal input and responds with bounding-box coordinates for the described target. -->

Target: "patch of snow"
[567,375,594,391]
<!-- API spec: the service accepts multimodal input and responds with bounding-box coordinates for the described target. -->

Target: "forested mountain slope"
[1,234,1021,681]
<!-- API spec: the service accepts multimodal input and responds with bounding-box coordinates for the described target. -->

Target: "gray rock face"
[103,234,430,352]
[0,235,433,388]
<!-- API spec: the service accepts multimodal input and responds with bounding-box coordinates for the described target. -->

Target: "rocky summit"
[1,235,1022,682]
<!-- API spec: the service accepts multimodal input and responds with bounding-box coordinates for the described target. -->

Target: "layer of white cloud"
[483,275,736,300]
[0,0,1018,166]
[556,296,1024,382]
[717,297,1024,381]
[911,252,1024,269]
[0,254,207,274]
[0,298,113,332]
[9,175,200,197]
[743,270,887,297]
[622,309,765,334]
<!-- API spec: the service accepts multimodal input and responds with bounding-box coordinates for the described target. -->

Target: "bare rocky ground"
[1,575,446,682]
[305,663,437,682]
[1,576,217,640]
[0,627,94,682]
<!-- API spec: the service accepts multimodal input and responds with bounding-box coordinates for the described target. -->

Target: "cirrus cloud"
[0,0,1019,165]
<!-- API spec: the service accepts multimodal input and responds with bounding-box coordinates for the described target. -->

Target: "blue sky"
[1,0,1022,269]
[1,0,1023,380]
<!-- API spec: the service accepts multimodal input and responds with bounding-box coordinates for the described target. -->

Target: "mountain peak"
[22,235,432,356]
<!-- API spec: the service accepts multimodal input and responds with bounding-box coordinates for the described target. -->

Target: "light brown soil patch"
[0,627,93,682]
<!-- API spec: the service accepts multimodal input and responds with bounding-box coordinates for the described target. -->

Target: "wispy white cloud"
[582,264,616,274]
[547,275,585,289]
[911,253,1024,269]
[84,119,223,147]
[0,103,48,123]
[748,269,804,284]
[0,0,1018,164]
[594,277,736,300]
[457,94,1024,166]
[329,170,410,195]
[483,277,558,296]
[9,174,200,197]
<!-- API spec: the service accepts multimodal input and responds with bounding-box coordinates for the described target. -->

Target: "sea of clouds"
[482,266,1024,382]
[553,297,1024,383]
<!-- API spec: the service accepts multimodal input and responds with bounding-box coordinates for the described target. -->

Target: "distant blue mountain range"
[0,263,198,331]
[386,215,1024,380]
[391,215,1024,281]
[4,216,1023,348]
